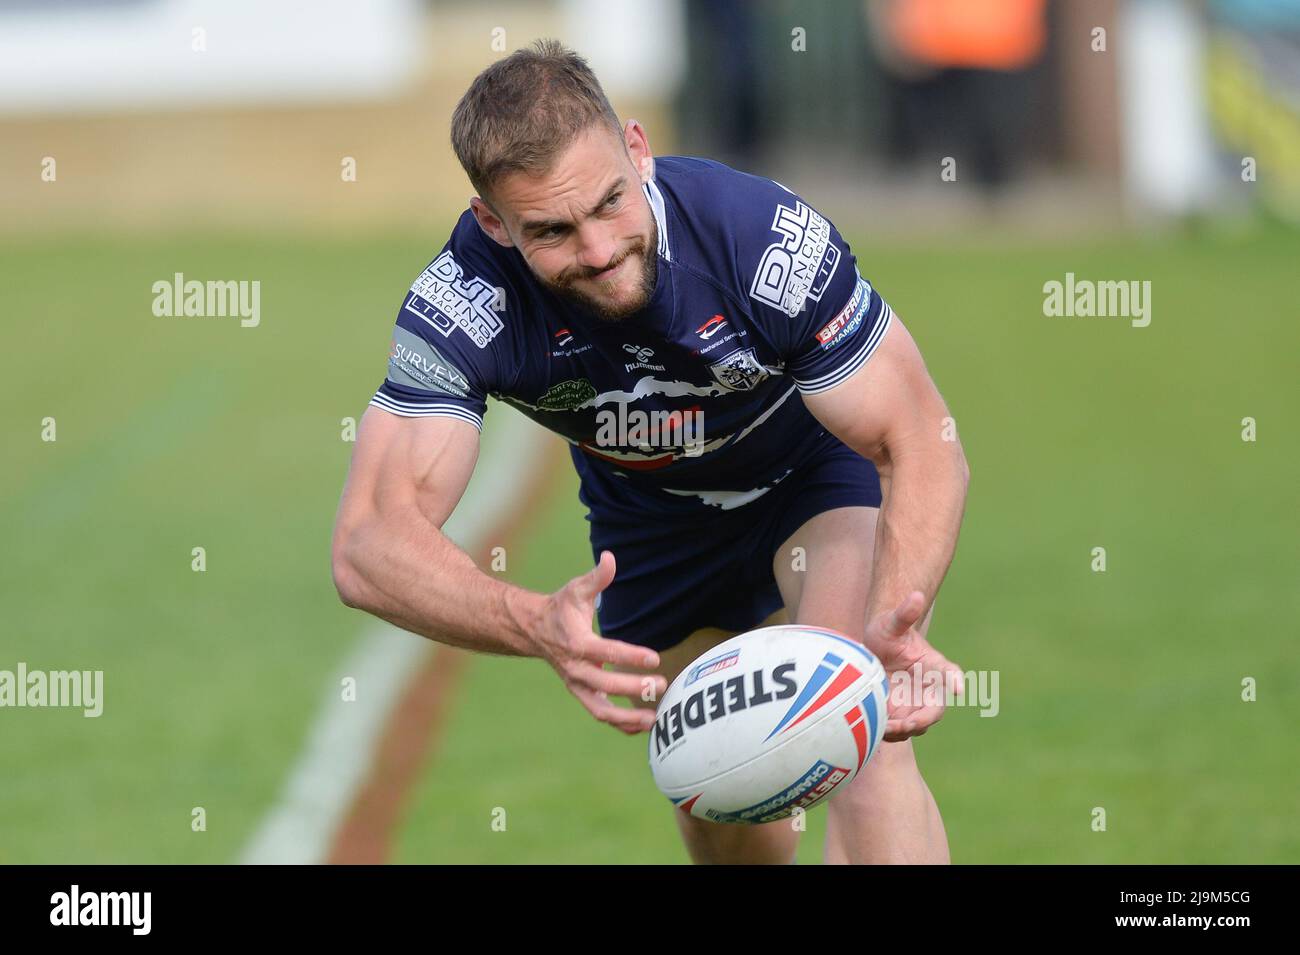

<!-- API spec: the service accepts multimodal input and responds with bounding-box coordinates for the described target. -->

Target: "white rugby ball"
[649,625,889,824]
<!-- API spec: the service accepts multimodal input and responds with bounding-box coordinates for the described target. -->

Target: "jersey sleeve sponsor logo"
[404,249,505,349]
[814,275,872,351]
[387,326,471,397]
[708,346,770,392]
[749,198,841,318]
[794,302,893,396]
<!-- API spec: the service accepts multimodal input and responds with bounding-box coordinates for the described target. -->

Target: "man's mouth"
[589,256,627,282]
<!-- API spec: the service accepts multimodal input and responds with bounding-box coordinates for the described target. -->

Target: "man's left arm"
[801,310,971,738]
[727,171,967,736]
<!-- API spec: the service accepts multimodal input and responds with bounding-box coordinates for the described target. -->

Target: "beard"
[541,216,659,322]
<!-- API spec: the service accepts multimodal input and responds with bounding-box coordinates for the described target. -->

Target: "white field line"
[239,403,554,864]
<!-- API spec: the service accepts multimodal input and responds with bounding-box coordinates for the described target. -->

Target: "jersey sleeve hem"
[368,392,484,431]
[792,301,893,396]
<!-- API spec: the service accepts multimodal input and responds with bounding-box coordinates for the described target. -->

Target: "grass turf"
[1,221,1296,863]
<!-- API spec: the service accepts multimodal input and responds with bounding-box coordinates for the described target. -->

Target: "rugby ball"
[649,625,888,824]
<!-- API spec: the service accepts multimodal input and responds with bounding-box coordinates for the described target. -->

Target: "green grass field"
[2,221,1297,863]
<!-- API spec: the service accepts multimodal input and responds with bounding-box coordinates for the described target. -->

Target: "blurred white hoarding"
[0,0,423,115]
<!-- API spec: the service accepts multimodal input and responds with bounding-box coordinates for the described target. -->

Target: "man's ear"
[624,119,655,184]
[469,196,514,248]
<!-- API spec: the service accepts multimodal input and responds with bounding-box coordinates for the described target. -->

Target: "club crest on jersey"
[404,250,505,349]
[708,347,769,392]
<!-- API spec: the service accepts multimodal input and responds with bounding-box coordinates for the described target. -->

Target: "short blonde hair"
[451,39,623,201]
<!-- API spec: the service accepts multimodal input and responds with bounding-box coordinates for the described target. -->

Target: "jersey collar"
[643,178,672,263]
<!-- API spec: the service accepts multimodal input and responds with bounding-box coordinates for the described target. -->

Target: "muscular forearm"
[865,445,969,628]
[332,506,544,656]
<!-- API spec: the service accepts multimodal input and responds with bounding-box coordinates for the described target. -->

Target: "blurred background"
[1,0,1297,864]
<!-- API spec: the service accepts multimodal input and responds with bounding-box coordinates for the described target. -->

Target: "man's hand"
[864,590,964,742]
[532,550,668,735]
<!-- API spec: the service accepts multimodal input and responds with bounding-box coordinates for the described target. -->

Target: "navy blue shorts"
[588,430,882,651]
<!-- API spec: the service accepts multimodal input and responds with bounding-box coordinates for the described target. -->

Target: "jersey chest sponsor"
[536,379,596,411]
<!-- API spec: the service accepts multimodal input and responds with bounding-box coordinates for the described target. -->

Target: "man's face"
[475,123,658,322]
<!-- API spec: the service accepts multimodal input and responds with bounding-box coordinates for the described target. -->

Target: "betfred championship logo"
[814,275,872,351]
[701,760,854,824]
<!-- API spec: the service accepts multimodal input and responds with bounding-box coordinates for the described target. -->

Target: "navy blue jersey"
[371,156,893,516]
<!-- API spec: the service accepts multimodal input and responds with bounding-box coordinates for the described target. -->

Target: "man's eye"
[605,193,621,209]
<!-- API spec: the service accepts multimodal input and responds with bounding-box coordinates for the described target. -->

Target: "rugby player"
[331,39,970,864]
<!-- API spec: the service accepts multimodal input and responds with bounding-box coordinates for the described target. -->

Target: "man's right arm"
[331,407,538,654]
[330,406,665,732]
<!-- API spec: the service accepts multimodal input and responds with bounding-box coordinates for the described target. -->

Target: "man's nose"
[574,223,619,272]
